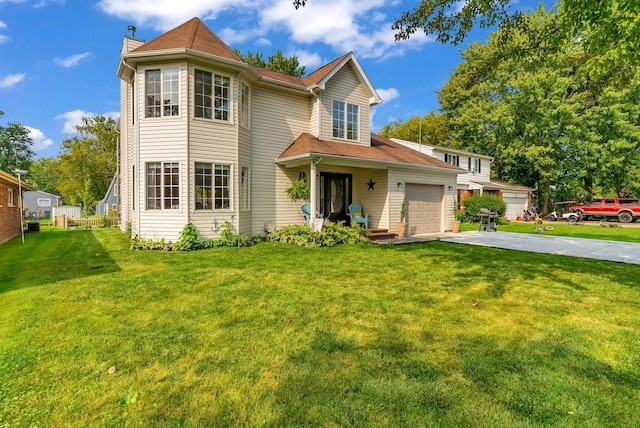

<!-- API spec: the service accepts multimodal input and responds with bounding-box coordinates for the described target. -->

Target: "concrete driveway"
[438,231,640,265]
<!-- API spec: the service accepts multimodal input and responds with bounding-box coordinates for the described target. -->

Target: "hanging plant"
[285,178,310,202]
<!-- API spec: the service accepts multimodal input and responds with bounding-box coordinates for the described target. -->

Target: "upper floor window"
[474,158,481,173]
[445,153,459,166]
[333,100,359,141]
[195,69,230,121]
[37,198,51,207]
[240,82,250,129]
[146,162,180,210]
[145,68,179,118]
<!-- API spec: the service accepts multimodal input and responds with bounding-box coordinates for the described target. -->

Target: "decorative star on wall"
[367,179,376,191]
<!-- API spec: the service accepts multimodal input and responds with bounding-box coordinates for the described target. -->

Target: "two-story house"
[116,18,466,241]
[392,138,533,220]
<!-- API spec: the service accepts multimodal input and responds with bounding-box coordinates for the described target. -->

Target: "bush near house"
[459,194,507,223]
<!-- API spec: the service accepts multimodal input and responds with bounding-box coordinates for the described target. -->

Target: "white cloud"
[0,20,6,29]
[376,88,399,103]
[54,52,90,68]
[0,35,8,43]
[56,109,94,133]
[97,0,255,31]
[290,49,323,69]
[56,110,120,133]
[97,0,433,60]
[25,126,55,151]
[0,73,25,88]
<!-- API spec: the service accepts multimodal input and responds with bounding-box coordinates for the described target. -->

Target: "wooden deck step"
[368,228,397,241]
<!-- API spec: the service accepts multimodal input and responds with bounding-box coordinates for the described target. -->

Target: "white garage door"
[503,197,527,220]
[405,184,443,235]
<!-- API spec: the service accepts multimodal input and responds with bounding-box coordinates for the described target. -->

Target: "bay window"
[146,162,180,210]
[145,68,179,118]
[195,69,230,121]
[194,162,231,210]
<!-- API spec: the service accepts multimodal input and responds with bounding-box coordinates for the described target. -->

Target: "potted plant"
[451,199,461,233]
[397,199,407,238]
[285,178,310,202]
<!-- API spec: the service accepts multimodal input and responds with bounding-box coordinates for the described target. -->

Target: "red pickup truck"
[570,198,640,223]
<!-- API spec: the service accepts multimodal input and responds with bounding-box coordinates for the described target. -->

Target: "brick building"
[0,169,34,244]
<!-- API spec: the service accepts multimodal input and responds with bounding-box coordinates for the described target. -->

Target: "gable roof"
[121,18,381,103]
[391,138,494,161]
[276,133,465,172]
[131,17,242,62]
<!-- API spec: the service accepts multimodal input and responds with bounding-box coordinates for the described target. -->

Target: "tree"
[0,110,34,174]
[438,8,640,212]
[294,1,639,77]
[56,115,117,212]
[27,157,61,195]
[234,48,306,77]
[378,112,449,146]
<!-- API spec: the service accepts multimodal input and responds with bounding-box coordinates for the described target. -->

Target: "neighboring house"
[23,190,62,220]
[0,169,34,244]
[116,18,465,241]
[392,139,533,220]
[96,176,118,216]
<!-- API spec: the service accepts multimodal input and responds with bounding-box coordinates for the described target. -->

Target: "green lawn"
[461,220,640,243]
[1,227,639,426]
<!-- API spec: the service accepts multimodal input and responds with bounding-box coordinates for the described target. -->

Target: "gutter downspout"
[310,158,322,221]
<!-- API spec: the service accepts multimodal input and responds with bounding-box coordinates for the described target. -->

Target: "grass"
[461,220,640,243]
[1,227,639,426]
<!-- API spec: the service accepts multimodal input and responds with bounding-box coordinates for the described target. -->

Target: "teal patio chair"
[348,203,369,229]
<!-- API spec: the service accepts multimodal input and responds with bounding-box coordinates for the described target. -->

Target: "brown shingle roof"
[132,17,242,62]
[302,53,350,86]
[277,133,464,171]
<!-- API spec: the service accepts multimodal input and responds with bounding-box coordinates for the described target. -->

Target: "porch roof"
[276,133,465,173]
[0,169,34,191]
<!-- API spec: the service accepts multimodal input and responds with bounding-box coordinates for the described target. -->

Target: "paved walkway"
[386,231,640,265]
[442,232,640,265]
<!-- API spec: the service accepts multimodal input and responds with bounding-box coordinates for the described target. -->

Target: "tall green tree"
[438,8,640,212]
[234,48,306,77]
[0,110,34,174]
[379,112,449,146]
[57,115,117,212]
[28,157,61,195]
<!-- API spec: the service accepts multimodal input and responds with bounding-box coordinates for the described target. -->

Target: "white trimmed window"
[332,100,359,141]
[194,162,231,210]
[37,198,52,207]
[474,158,482,173]
[8,187,14,207]
[240,166,250,211]
[146,162,180,210]
[445,153,459,166]
[194,69,231,121]
[145,68,179,117]
[240,82,250,129]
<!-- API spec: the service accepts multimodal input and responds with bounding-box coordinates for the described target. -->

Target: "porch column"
[310,160,317,218]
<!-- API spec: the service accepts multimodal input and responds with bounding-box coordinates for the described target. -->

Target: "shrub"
[267,222,369,247]
[459,194,507,223]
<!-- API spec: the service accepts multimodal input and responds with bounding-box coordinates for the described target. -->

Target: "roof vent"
[127,25,137,38]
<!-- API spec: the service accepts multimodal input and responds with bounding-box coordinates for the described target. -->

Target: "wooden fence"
[55,215,119,229]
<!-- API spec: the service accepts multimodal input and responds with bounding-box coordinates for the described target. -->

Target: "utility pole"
[14,169,27,244]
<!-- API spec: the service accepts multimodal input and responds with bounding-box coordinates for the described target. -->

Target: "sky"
[0,0,552,160]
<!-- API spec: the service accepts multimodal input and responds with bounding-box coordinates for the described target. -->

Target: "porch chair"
[301,203,323,225]
[348,203,369,229]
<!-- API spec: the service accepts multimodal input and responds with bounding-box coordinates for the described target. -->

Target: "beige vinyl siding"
[310,96,319,138]
[388,168,458,234]
[251,85,310,235]
[187,68,241,238]
[319,63,370,146]
[238,126,252,234]
[136,62,189,240]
